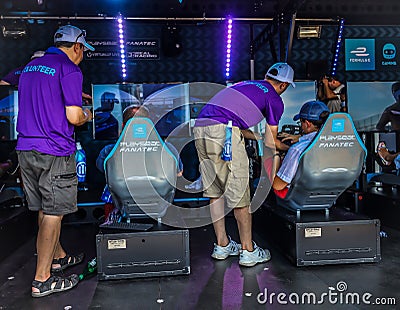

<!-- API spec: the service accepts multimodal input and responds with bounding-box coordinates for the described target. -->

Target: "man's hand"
[278,132,301,144]
[82,92,92,105]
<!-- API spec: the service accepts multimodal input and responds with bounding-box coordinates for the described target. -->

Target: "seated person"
[96,105,184,220]
[376,81,400,131]
[377,142,400,173]
[272,101,330,197]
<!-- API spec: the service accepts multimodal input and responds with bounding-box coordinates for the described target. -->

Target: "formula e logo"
[350,47,369,57]
[345,39,375,71]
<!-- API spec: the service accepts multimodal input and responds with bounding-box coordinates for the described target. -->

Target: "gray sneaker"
[239,243,271,267]
[211,236,241,260]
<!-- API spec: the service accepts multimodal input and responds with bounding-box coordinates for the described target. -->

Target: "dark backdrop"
[1,22,400,93]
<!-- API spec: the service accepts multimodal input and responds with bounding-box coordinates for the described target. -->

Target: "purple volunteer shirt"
[16,47,83,156]
[1,65,25,86]
[195,80,284,129]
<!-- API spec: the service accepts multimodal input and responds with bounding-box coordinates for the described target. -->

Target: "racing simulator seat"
[97,117,190,279]
[260,113,381,266]
[276,113,367,218]
[103,117,179,227]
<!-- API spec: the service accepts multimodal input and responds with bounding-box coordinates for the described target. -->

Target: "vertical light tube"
[117,14,127,80]
[331,18,345,76]
[225,17,233,79]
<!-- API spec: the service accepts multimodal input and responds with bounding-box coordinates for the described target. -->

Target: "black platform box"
[256,205,381,266]
[96,229,190,280]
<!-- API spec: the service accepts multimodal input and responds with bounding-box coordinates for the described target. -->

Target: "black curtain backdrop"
[1,22,400,94]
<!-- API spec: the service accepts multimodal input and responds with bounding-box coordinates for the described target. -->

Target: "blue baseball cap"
[293,100,330,121]
[54,25,95,51]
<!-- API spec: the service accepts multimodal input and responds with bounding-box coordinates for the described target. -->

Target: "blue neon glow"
[225,17,233,79]
[117,14,127,80]
[331,18,345,76]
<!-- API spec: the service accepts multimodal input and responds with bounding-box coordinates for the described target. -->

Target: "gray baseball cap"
[265,62,295,88]
[54,25,94,51]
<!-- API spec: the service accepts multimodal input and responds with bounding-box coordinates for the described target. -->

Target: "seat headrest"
[300,112,367,162]
[104,117,179,172]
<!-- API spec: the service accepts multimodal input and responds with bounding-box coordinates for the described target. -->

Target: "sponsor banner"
[376,39,400,70]
[86,50,160,60]
[345,39,375,71]
[345,38,400,72]
[85,38,160,60]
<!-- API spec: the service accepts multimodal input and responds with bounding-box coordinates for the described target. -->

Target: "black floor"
[0,211,399,310]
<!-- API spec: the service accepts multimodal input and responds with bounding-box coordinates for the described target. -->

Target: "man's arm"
[0,80,10,86]
[66,106,92,126]
[317,83,326,101]
[266,124,289,151]
[322,78,339,100]
[272,175,289,191]
[241,129,262,141]
[376,109,390,131]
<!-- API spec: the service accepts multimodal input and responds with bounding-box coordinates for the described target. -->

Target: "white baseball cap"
[54,25,95,51]
[265,62,295,88]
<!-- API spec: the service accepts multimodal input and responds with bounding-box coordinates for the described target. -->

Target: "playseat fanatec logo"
[318,135,356,148]
[119,141,161,152]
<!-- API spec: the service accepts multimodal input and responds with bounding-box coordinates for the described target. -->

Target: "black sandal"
[51,253,84,272]
[31,274,79,298]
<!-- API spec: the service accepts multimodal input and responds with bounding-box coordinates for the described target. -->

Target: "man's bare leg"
[234,206,254,251]
[32,211,63,293]
[210,197,229,246]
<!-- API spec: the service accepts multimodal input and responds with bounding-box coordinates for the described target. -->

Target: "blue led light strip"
[331,18,345,76]
[117,14,127,80]
[225,17,233,79]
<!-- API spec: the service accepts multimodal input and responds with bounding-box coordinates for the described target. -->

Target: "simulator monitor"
[92,83,190,139]
[347,81,395,131]
[142,83,190,138]
[92,84,142,140]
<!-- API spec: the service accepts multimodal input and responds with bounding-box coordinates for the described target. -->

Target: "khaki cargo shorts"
[193,124,250,208]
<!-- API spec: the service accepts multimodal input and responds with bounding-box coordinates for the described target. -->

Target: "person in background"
[377,143,400,173]
[317,74,346,113]
[0,51,45,86]
[193,62,295,267]
[16,25,94,298]
[273,101,330,197]
[376,82,400,131]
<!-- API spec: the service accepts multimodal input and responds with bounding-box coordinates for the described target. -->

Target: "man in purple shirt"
[16,25,94,297]
[193,62,295,267]
[0,51,45,86]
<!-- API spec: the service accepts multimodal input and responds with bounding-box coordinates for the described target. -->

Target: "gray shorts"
[17,150,78,215]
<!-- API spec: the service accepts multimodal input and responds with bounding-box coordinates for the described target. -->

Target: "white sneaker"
[211,236,241,260]
[239,243,271,267]
[184,176,203,191]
